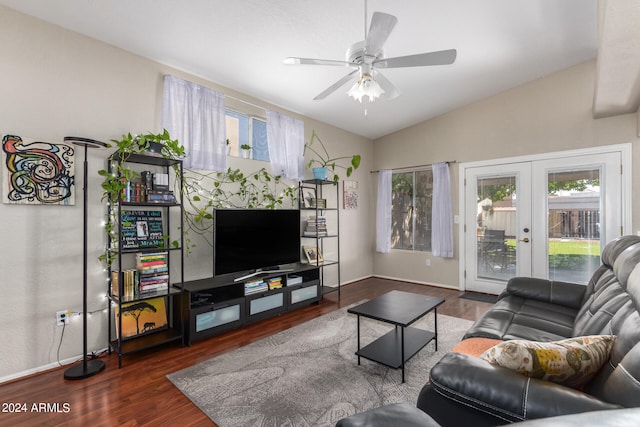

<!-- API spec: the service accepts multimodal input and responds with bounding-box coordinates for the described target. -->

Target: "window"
[391,169,433,251]
[225,110,269,161]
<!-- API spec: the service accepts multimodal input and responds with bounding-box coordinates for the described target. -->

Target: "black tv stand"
[180,263,321,344]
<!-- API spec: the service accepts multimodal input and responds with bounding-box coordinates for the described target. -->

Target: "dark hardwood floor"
[0,278,492,427]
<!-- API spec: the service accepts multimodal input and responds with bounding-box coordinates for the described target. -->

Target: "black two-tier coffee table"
[347,290,445,383]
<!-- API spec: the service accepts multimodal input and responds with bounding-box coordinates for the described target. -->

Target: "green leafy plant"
[98,130,298,266]
[305,129,361,182]
[182,167,298,247]
[98,130,186,266]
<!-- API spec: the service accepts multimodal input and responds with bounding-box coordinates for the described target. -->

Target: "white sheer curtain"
[161,75,227,171]
[376,169,392,253]
[265,110,304,180]
[431,162,453,258]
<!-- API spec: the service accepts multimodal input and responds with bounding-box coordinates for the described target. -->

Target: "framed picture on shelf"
[302,189,316,208]
[114,296,168,339]
[303,245,323,265]
[121,210,164,249]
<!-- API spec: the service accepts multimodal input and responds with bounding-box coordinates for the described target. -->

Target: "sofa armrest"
[427,352,620,421]
[505,277,586,309]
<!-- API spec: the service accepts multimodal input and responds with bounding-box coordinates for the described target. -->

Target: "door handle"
[519,238,530,243]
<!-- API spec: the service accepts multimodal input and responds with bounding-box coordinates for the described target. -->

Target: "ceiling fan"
[284,6,457,103]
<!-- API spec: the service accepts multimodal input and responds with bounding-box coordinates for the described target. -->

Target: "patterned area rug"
[167,306,473,427]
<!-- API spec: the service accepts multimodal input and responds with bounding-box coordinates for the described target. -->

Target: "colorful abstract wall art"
[1,134,75,205]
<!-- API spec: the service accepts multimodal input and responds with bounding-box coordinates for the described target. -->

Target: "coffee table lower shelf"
[356,326,436,369]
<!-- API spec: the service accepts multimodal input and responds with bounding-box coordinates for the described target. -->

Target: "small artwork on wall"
[343,180,358,209]
[1,134,75,205]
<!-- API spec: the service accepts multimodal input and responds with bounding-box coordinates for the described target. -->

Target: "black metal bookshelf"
[106,153,185,368]
[299,179,341,297]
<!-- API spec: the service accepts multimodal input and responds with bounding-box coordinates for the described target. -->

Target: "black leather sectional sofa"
[418,235,640,426]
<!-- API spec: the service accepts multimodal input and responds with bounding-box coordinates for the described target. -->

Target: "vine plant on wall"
[98,130,298,266]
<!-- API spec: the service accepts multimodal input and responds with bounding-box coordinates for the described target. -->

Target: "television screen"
[213,209,301,277]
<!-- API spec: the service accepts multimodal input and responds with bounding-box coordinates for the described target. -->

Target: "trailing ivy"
[98,130,298,266]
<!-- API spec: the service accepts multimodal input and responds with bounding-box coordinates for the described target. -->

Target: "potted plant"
[98,130,186,204]
[305,130,361,182]
[240,143,251,159]
[98,130,186,266]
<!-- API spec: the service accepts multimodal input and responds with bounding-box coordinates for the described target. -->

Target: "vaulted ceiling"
[1,0,637,139]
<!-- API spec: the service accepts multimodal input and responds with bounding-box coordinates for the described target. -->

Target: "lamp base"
[63,359,105,380]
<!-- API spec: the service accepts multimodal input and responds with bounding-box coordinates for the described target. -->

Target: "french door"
[463,149,625,295]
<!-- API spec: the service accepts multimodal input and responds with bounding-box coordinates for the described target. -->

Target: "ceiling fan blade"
[373,71,401,100]
[284,57,352,67]
[374,49,457,69]
[314,70,359,100]
[364,12,397,58]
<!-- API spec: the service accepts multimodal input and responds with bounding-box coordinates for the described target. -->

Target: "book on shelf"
[304,216,328,237]
[119,172,175,203]
[309,198,326,208]
[146,190,176,203]
[111,269,140,299]
[141,171,153,192]
[153,173,170,191]
[268,277,283,290]
[109,252,170,297]
[136,251,167,267]
[244,279,268,295]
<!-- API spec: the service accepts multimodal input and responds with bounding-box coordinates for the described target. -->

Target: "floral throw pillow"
[480,335,616,388]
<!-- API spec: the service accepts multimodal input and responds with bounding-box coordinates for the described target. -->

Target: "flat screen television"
[213,209,301,279]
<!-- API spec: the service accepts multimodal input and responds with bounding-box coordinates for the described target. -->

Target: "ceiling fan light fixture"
[347,73,385,103]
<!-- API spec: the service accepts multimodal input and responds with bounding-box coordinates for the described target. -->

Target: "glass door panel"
[477,175,517,282]
[531,152,621,283]
[546,169,601,283]
[465,162,531,295]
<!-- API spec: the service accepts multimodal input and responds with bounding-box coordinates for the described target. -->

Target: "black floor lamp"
[64,136,107,380]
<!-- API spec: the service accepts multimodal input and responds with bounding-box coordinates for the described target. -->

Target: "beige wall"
[0,6,372,380]
[373,60,640,287]
[3,3,638,381]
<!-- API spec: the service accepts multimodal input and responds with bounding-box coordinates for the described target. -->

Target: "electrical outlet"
[56,310,70,326]
[425,258,431,267]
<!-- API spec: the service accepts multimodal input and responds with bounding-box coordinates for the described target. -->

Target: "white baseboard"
[0,347,108,385]
[340,274,374,285]
[371,274,459,290]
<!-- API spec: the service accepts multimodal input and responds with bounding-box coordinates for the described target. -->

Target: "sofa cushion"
[451,337,503,357]
[464,295,577,341]
[480,335,616,388]
[335,402,440,427]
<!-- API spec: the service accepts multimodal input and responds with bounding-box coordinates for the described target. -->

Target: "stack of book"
[304,216,328,237]
[136,252,169,294]
[121,180,145,203]
[268,277,283,290]
[244,279,268,295]
[309,198,326,208]
[119,172,176,203]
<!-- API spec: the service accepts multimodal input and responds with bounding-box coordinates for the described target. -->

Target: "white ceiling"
[0,0,600,139]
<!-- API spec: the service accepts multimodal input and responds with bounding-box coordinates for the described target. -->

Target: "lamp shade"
[347,73,385,103]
